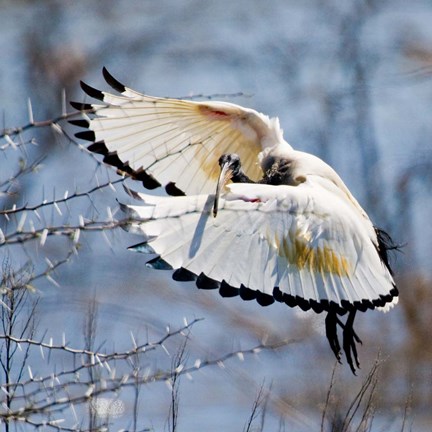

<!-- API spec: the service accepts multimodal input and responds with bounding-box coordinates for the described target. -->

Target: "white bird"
[71,68,399,374]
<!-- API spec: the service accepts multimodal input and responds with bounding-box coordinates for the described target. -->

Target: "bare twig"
[0,178,124,217]
[0,111,84,141]
[321,361,338,432]
[243,381,269,432]
[0,218,130,247]
[167,334,189,432]
[0,313,294,429]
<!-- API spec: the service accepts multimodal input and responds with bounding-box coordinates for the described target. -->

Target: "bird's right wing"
[121,181,398,313]
[71,68,286,195]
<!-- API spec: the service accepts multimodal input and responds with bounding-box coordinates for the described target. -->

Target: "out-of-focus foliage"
[1,0,431,430]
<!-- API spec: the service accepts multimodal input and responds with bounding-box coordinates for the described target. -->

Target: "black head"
[218,153,242,176]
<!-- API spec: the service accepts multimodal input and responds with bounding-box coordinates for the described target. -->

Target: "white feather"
[122,179,396,310]
[77,72,397,314]
[85,86,292,194]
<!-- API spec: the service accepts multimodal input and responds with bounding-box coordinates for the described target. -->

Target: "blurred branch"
[0,178,124,217]
[321,355,382,432]
[167,333,189,432]
[0,266,39,432]
[0,156,45,195]
[243,381,270,432]
[0,314,294,429]
[321,362,338,432]
[0,218,129,247]
[0,111,80,142]
[0,318,203,362]
[0,109,106,178]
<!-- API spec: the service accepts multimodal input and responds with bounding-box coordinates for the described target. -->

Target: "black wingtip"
[219,281,239,298]
[69,119,90,128]
[239,285,257,301]
[132,168,161,190]
[80,81,104,101]
[256,291,275,307]
[102,67,126,93]
[173,268,197,282]
[146,256,173,270]
[165,182,186,197]
[75,130,96,142]
[88,141,108,155]
[70,101,94,111]
[128,241,156,254]
[196,273,220,290]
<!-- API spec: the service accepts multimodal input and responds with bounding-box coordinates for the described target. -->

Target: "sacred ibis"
[71,68,399,374]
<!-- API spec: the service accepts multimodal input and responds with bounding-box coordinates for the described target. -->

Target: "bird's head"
[213,153,243,217]
[218,153,243,176]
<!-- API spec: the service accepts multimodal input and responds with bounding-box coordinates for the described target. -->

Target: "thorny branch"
[320,356,383,432]
[0,110,80,142]
[0,318,204,363]
[0,178,124,217]
[0,218,131,247]
[0,317,294,429]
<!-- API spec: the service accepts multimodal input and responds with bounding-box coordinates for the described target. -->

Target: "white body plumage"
[72,68,398,373]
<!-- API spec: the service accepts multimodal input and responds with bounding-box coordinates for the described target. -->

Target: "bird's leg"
[325,311,342,363]
[325,310,363,374]
[342,310,362,375]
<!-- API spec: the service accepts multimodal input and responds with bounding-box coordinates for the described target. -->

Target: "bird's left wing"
[121,181,398,313]
[71,68,282,195]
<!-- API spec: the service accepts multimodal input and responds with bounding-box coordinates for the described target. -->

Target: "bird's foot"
[342,310,362,375]
[325,310,362,374]
[325,311,342,363]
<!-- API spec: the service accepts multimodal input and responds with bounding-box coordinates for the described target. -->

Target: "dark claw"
[325,311,342,363]
[342,310,362,374]
[326,310,362,374]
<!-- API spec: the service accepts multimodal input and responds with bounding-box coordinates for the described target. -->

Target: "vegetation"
[1,0,431,430]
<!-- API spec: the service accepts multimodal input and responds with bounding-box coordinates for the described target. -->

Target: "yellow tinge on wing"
[273,230,351,277]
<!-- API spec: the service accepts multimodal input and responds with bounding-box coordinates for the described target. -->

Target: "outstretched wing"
[71,68,284,195]
[121,181,398,313]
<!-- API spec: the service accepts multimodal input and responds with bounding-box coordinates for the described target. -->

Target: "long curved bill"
[213,160,233,217]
